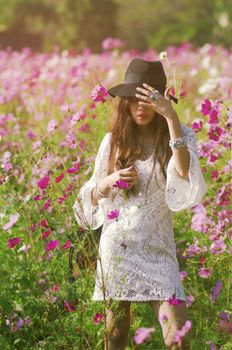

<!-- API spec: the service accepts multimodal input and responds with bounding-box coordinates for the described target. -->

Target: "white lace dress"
[72,123,208,302]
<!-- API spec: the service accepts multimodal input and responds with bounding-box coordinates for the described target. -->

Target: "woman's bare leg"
[105,300,131,350]
[148,300,191,350]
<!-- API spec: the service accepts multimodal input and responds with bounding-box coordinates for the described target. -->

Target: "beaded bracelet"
[169,135,188,150]
[95,182,109,198]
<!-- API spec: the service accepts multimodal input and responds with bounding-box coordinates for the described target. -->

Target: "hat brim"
[107,83,178,103]
[107,83,144,97]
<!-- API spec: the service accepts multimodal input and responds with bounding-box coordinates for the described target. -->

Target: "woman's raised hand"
[104,165,139,191]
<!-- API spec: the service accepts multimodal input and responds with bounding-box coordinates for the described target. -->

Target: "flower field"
[0,41,231,349]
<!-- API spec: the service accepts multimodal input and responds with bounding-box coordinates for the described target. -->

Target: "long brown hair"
[106,96,172,196]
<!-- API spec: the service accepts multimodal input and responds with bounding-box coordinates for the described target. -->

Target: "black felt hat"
[107,57,178,103]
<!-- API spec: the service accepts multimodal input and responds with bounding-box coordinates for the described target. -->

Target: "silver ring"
[149,90,159,101]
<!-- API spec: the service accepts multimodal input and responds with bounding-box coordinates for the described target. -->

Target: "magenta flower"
[91,84,108,102]
[93,313,104,324]
[208,126,222,141]
[7,237,21,248]
[43,198,51,210]
[201,99,212,116]
[210,280,223,303]
[66,161,80,173]
[112,179,129,189]
[192,120,203,133]
[61,240,72,250]
[64,301,76,312]
[198,267,212,278]
[2,213,19,230]
[45,239,59,251]
[209,109,219,124]
[167,293,185,305]
[38,219,49,228]
[55,172,64,183]
[37,175,50,190]
[107,209,120,220]
[210,170,219,180]
[133,327,155,345]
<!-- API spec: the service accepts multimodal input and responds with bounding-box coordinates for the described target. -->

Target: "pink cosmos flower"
[133,327,155,345]
[209,239,226,255]
[209,109,219,124]
[66,161,80,173]
[93,313,104,324]
[210,280,223,303]
[45,239,59,251]
[70,113,82,127]
[192,120,203,133]
[112,179,129,189]
[173,320,192,347]
[208,126,222,141]
[179,271,188,281]
[201,99,212,116]
[47,119,58,134]
[186,294,195,307]
[91,84,108,102]
[41,228,52,239]
[65,133,77,149]
[7,237,21,248]
[198,267,212,278]
[60,102,70,113]
[102,37,124,51]
[78,123,89,133]
[38,219,49,228]
[43,198,51,210]
[210,169,219,180]
[61,240,72,250]
[3,213,19,230]
[64,301,76,312]
[107,209,120,220]
[37,175,50,190]
[168,294,185,305]
[55,172,64,183]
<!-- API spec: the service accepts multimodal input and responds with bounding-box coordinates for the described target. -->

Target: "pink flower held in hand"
[133,327,155,345]
[91,84,108,102]
[93,313,104,324]
[112,179,129,189]
[45,240,59,251]
[107,209,120,220]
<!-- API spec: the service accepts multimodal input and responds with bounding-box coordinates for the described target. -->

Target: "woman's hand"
[103,165,139,191]
[135,83,178,121]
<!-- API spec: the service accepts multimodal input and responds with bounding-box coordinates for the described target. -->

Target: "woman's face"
[128,96,156,125]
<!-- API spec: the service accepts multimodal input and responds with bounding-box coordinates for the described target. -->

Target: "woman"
[73,58,208,349]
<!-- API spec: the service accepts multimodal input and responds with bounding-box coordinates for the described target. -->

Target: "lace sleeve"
[165,124,208,211]
[72,132,112,230]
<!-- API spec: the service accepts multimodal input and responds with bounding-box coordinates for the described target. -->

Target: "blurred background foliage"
[0,0,231,52]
